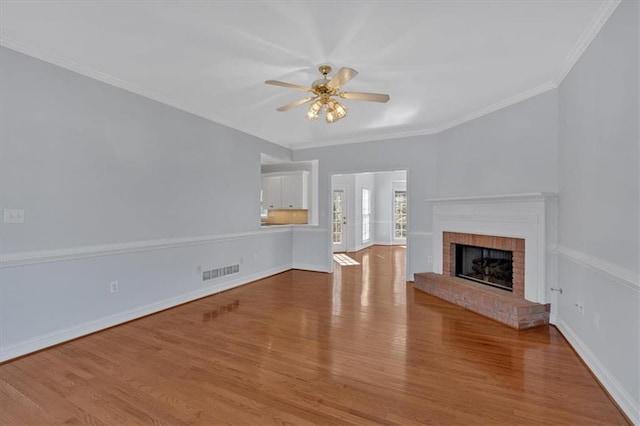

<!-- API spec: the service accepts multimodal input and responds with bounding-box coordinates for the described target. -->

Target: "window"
[333,189,344,244]
[394,190,407,239]
[362,188,371,242]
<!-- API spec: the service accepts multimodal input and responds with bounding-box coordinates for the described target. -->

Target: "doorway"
[331,170,407,253]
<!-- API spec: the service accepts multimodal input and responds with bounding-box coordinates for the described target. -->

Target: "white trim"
[292,226,328,234]
[2,0,619,153]
[292,263,331,273]
[293,0,618,152]
[0,264,291,362]
[0,228,291,268]
[353,241,375,253]
[431,195,555,304]
[372,241,393,246]
[552,245,640,293]
[0,37,276,146]
[290,82,558,150]
[434,213,540,225]
[555,319,639,425]
[427,192,558,204]
[552,0,621,85]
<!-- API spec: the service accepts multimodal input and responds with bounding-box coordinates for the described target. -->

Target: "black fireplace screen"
[455,244,513,291]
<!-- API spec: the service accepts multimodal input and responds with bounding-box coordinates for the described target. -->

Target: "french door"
[332,187,347,252]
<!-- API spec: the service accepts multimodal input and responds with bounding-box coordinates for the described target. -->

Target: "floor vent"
[202,264,240,281]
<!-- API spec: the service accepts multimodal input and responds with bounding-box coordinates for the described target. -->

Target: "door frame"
[327,169,410,278]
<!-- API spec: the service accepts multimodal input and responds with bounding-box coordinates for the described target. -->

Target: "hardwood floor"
[0,246,628,425]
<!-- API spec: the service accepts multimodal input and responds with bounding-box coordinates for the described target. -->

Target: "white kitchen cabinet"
[262,171,309,209]
[262,175,282,209]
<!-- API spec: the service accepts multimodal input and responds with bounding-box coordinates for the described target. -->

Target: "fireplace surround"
[414,193,557,328]
[429,193,558,307]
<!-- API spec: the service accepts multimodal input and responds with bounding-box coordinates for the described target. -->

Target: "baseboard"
[292,263,330,273]
[556,319,639,424]
[0,265,291,362]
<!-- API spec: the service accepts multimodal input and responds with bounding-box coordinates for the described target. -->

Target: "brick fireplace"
[414,193,558,329]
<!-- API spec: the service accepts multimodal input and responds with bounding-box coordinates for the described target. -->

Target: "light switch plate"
[3,209,25,223]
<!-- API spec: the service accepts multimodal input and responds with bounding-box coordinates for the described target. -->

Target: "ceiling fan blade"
[276,97,318,112]
[327,67,358,89]
[339,91,390,103]
[265,80,312,92]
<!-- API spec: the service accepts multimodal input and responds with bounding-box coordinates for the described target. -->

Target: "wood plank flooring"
[0,246,628,425]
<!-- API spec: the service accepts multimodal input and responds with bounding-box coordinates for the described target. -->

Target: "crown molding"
[552,0,621,85]
[0,35,275,145]
[1,0,621,151]
[292,80,558,151]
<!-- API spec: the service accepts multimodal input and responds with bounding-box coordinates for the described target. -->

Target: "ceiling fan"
[265,65,390,123]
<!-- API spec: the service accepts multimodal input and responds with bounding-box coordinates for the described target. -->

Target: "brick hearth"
[414,273,550,330]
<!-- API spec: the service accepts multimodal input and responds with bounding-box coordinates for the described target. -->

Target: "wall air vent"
[202,264,240,281]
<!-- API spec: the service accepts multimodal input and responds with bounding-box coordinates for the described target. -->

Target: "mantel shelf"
[425,192,558,204]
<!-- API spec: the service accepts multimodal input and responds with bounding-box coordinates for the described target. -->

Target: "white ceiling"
[0,1,619,149]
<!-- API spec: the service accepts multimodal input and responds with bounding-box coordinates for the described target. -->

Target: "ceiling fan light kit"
[266,65,389,124]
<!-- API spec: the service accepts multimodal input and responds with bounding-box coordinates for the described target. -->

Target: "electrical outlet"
[239,257,244,265]
[575,301,584,315]
[110,281,119,294]
[196,265,201,273]
[3,209,24,223]
[253,253,258,262]
[428,256,433,264]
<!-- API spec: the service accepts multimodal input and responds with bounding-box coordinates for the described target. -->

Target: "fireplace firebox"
[455,244,513,291]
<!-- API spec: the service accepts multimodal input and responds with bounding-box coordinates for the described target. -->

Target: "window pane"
[333,190,343,244]
[362,188,370,242]
[394,190,407,239]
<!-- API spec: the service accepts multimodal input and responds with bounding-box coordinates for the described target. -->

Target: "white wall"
[374,171,407,245]
[437,91,558,197]
[0,47,294,360]
[294,89,559,279]
[556,1,639,422]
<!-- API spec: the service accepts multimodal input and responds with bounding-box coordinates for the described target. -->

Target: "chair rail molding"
[1,228,292,268]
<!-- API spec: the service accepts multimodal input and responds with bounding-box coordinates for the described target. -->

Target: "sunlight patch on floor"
[333,253,360,266]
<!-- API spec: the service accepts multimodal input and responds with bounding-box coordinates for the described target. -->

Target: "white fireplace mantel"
[428,193,558,304]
